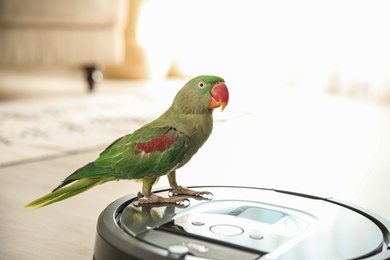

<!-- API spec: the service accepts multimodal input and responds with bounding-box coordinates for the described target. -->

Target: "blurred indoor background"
[136,0,390,103]
[1,0,389,101]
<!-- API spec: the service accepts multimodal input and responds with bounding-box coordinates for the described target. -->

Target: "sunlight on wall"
[137,0,390,100]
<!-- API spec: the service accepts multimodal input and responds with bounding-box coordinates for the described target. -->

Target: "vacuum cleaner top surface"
[93,186,390,260]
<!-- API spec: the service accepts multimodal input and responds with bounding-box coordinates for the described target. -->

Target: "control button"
[168,245,189,256]
[210,225,244,236]
[250,234,264,240]
[192,221,205,226]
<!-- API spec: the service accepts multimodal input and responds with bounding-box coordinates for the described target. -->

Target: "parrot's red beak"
[209,82,229,111]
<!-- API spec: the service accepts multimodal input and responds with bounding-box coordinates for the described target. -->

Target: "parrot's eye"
[198,81,206,88]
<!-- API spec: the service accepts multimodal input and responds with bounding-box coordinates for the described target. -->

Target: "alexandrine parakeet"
[25,75,229,208]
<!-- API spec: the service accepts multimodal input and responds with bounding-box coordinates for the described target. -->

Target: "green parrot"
[25,75,229,208]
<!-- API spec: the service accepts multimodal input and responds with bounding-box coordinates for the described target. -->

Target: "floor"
[1,68,389,259]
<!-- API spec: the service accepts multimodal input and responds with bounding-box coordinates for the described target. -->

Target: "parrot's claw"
[133,193,190,207]
[169,186,213,200]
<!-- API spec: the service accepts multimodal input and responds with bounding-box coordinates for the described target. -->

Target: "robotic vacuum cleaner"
[93,186,390,259]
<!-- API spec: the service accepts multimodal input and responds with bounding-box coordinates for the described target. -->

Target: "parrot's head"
[174,75,229,114]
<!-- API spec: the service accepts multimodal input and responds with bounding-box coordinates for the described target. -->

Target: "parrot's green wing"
[26,126,190,208]
[61,126,190,183]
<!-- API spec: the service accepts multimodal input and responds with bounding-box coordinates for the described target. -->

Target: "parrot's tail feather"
[52,179,75,192]
[25,178,110,208]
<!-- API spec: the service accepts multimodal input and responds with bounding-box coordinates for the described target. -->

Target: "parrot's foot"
[135,193,189,207]
[169,186,213,200]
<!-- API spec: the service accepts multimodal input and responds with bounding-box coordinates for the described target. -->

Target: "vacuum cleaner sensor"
[93,186,390,259]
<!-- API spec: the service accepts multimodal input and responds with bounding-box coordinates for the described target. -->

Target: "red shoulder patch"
[135,133,180,154]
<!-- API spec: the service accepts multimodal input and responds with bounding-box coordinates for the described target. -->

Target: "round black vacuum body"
[93,186,390,260]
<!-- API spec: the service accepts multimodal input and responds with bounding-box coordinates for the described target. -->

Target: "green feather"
[24,178,114,208]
